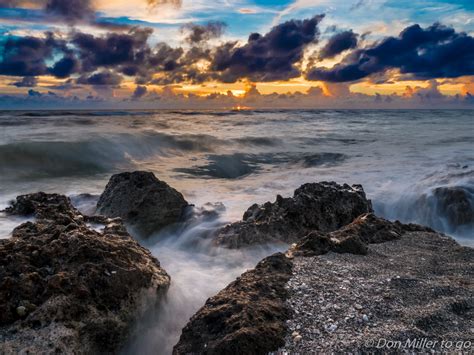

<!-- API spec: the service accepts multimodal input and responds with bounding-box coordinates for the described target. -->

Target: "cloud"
[132,85,147,99]
[28,89,42,96]
[238,8,257,14]
[146,0,181,9]
[307,23,474,82]
[10,76,38,87]
[211,14,325,82]
[181,21,227,43]
[77,70,123,86]
[318,30,358,60]
[49,56,79,78]
[45,0,95,23]
[0,33,66,77]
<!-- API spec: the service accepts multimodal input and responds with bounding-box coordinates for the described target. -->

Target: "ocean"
[0,109,473,353]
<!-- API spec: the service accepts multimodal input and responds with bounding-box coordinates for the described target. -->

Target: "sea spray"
[121,204,286,355]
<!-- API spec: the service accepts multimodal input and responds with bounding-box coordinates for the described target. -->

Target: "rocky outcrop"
[416,185,474,233]
[173,253,293,355]
[175,214,473,354]
[214,182,373,248]
[292,213,409,257]
[1,192,170,354]
[96,171,189,237]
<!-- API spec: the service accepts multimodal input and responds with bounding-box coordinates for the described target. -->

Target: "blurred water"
[1,109,472,240]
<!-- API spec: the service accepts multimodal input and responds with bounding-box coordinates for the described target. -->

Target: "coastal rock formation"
[173,253,293,355]
[96,171,189,237]
[214,182,373,248]
[1,192,170,354]
[292,213,423,257]
[416,185,474,232]
[175,214,473,354]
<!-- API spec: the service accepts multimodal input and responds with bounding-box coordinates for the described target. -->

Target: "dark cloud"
[318,30,358,60]
[0,34,58,77]
[307,23,474,82]
[77,71,123,86]
[211,14,325,82]
[45,0,95,23]
[28,89,42,97]
[182,21,227,43]
[10,76,38,87]
[0,32,79,79]
[70,27,185,82]
[132,85,147,99]
[49,56,79,78]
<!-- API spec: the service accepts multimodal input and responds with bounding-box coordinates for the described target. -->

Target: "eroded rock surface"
[1,192,170,354]
[176,214,473,354]
[173,253,293,355]
[214,182,373,248]
[97,171,189,237]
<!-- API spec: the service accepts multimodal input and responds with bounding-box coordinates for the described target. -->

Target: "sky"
[0,0,473,108]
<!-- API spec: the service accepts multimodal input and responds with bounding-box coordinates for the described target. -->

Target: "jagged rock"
[96,171,189,237]
[5,192,79,221]
[0,193,170,354]
[293,213,404,256]
[214,182,373,248]
[173,253,293,355]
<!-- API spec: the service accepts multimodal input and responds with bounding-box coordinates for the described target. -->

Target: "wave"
[6,110,158,118]
[374,167,474,239]
[0,131,293,179]
[174,152,347,179]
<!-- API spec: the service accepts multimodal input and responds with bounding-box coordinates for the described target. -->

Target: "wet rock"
[416,185,474,233]
[173,253,293,355]
[432,186,474,227]
[0,192,170,354]
[96,171,189,237]
[214,182,373,248]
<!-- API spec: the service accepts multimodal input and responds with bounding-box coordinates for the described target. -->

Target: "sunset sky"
[0,0,473,108]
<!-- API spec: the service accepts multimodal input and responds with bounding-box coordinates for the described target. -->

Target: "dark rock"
[416,185,474,232]
[96,171,189,237]
[0,192,170,354]
[173,253,293,355]
[5,192,79,220]
[214,182,373,248]
[432,186,474,226]
[293,213,403,256]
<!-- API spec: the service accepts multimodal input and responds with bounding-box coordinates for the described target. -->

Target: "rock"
[415,185,474,232]
[96,171,189,237]
[16,306,26,317]
[293,213,403,256]
[5,192,79,221]
[0,192,170,354]
[177,199,472,355]
[214,182,373,248]
[173,253,293,355]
